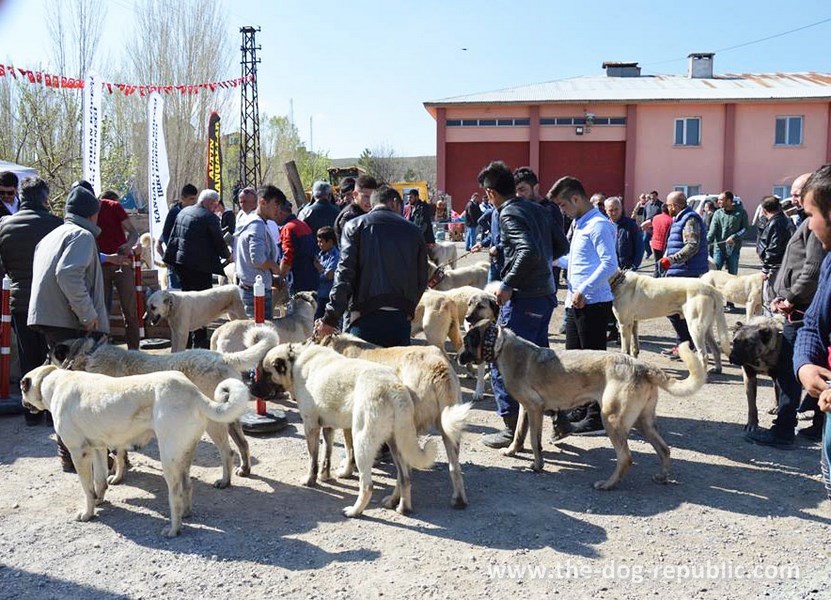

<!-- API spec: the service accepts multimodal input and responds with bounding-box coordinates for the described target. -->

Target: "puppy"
[252,343,437,517]
[728,317,783,431]
[21,365,251,537]
[145,285,247,352]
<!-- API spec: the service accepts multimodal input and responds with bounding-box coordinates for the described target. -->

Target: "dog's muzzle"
[144,311,161,326]
[20,400,39,414]
[458,350,477,365]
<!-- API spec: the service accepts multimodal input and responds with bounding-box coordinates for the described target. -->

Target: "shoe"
[482,414,518,449]
[551,413,572,442]
[797,424,823,443]
[744,428,795,450]
[661,346,679,358]
[558,323,567,335]
[566,406,588,423]
[570,416,605,436]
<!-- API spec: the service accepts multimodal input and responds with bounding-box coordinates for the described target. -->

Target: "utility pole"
[239,26,262,189]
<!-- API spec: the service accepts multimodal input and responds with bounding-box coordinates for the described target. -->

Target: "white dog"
[138,232,168,289]
[252,343,437,517]
[701,271,764,320]
[428,261,489,291]
[21,365,251,537]
[429,241,458,269]
[145,285,247,352]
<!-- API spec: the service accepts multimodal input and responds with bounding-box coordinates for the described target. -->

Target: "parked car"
[687,194,743,217]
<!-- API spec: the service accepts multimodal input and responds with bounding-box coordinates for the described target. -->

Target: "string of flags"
[0,64,252,96]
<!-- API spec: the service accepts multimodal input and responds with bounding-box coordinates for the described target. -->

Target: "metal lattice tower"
[239,26,262,189]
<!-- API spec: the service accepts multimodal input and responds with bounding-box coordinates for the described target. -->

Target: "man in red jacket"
[274,193,319,294]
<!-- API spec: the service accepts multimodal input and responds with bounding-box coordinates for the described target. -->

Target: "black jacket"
[756,211,793,274]
[464,200,483,227]
[0,201,63,313]
[163,204,230,275]
[299,199,341,235]
[408,200,435,245]
[772,219,827,310]
[334,202,366,244]
[323,206,427,327]
[499,197,569,298]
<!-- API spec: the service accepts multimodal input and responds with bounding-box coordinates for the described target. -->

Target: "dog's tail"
[654,342,706,397]
[440,402,472,446]
[224,324,279,371]
[711,289,732,356]
[197,378,251,423]
[391,384,438,470]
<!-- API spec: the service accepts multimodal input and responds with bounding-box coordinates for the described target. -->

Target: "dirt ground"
[1,246,829,600]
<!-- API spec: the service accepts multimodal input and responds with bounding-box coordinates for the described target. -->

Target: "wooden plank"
[284,160,307,211]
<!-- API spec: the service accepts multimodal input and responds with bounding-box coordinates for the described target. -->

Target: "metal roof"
[425,72,831,109]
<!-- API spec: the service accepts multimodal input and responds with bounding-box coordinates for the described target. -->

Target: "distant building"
[424,53,831,215]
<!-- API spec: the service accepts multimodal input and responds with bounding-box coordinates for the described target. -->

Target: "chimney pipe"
[688,53,714,79]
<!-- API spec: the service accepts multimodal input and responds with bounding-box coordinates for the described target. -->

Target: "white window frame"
[674,117,701,146]
[673,184,701,197]
[773,185,791,199]
[774,116,803,146]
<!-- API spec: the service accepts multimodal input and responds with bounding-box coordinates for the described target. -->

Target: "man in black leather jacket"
[480,161,569,448]
[315,185,427,347]
[756,195,793,286]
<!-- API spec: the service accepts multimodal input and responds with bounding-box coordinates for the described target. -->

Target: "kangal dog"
[210,291,318,353]
[145,285,247,352]
[138,232,168,289]
[429,241,458,269]
[52,326,278,487]
[459,322,706,489]
[701,271,765,320]
[610,270,731,373]
[427,260,489,291]
[21,365,251,537]
[251,343,437,517]
[320,333,471,507]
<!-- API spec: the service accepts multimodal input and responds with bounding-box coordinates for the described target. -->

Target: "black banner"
[206,111,223,201]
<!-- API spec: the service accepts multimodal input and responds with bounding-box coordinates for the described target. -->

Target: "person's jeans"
[491,294,557,417]
[175,265,214,348]
[642,232,652,259]
[238,285,273,320]
[771,318,803,437]
[102,263,140,350]
[652,248,665,278]
[713,244,740,275]
[166,266,181,289]
[348,309,410,348]
[465,225,478,251]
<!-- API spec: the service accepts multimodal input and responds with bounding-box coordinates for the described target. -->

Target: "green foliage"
[261,115,330,191]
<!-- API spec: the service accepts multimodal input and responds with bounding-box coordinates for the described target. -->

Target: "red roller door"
[445,142,529,213]
[539,142,625,199]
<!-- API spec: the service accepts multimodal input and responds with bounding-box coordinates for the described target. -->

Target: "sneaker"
[797,424,823,443]
[570,416,605,436]
[551,414,572,442]
[744,428,795,450]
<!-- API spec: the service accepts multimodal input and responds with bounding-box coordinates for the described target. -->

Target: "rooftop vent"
[688,53,715,79]
[602,61,641,78]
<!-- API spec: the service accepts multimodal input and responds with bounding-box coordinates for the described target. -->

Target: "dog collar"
[427,267,446,289]
[609,270,626,291]
[481,323,499,363]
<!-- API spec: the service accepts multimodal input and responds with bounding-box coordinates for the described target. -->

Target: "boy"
[314,226,339,319]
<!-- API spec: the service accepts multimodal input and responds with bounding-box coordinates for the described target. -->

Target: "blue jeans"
[348,309,410,348]
[642,232,652,259]
[465,225,478,251]
[238,285,273,320]
[167,267,181,289]
[491,294,557,417]
[713,244,740,275]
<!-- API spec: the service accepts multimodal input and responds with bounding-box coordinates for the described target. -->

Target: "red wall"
[445,142,529,212]
[539,141,626,199]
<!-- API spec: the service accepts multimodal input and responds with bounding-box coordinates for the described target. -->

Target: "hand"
[640,220,653,232]
[771,298,793,314]
[427,243,435,250]
[103,253,130,266]
[488,246,498,257]
[726,236,736,246]
[797,364,831,398]
[470,243,482,253]
[314,319,335,340]
[83,319,99,332]
[820,389,831,413]
[659,257,672,270]
[495,285,512,306]
[572,291,587,309]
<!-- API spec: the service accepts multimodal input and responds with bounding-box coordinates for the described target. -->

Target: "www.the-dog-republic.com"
[486,560,800,583]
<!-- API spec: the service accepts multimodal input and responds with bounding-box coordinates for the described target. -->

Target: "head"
[478,161,516,208]
[312,180,332,202]
[548,176,591,219]
[665,191,687,217]
[470,192,481,204]
[339,177,356,201]
[0,171,19,203]
[248,343,300,399]
[144,289,173,325]
[255,185,282,221]
[591,193,607,214]
[238,186,257,213]
[99,190,119,202]
[790,172,812,208]
[19,364,60,413]
[458,320,503,365]
[316,225,336,252]
[407,188,420,205]
[71,180,95,194]
[50,336,101,371]
[196,189,220,213]
[180,183,198,206]
[650,190,659,201]
[19,177,50,211]
[728,317,782,369]
[256,186,290,225]
[760,195,781,218]
[703,199,716,214]
[65,183,100,222]
[465,291,499,325]
[604,196,623,222]
[353,175,378,212]
[513,166,539,200]
[718,190,734,211]
[802,164,831,250]
[371,184,403,213]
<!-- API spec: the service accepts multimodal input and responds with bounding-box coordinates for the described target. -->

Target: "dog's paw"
[318,470,332,482]
[336,467,354,479]
[213,478,231,489]
[342,506,362,518]
[76,510,93,522]
[106,475,123,486]
[592,480,615,491]
[502,446,518,457]
[451,495,468,509]
[530,462,544,473]
[396,501,412,516]
[302,475,318,487]
[652,473,669,484]
[161,525,180,538]
[381,494,400,509]
[235,466,251,478]
[743,422,760,432]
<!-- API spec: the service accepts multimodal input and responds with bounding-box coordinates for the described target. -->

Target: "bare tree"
[358,144,404,184]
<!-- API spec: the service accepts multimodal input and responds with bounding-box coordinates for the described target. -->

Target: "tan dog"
[701,271,764,320]
[459,322,706,490]
[429,241,458,269]
[251,343,437,517]
[411,289,463,356]
[610,270,731,372]
[20,365,251,537]
[145,285,247,352]
[138,232,169,289]
[320,333,471,507]
[428,261,489,291]
[52,325,278,487]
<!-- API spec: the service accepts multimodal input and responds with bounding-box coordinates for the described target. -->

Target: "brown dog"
[728,317,783,431]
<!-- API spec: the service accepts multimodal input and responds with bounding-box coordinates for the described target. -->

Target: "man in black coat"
[756,195,794,290]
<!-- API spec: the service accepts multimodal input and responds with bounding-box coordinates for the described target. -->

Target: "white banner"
[147,92,170,262]
[81,71,102,194]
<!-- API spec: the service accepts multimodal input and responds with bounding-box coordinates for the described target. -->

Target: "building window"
[445,118,528,127]
[775,116,803,146]
[773,185,791,199]
[540,116,627,126]
[674,117,701,146]
[673,184,701,197]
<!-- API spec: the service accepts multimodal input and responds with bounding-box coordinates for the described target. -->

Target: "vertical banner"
[147,92,170,262]
[206,111,223,200]
[82,71,102,194]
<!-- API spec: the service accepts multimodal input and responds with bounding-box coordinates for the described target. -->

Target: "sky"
[0,0,830,158]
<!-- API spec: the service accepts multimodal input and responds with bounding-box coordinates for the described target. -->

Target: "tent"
[0,160,37,181]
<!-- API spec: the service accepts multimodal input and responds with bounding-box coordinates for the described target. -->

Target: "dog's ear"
[20,375,31,394]
[732,321,744,333]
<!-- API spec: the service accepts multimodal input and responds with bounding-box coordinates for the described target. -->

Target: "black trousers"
[565,302,613,351]
[12,311,50,376]
[175,265,214,349]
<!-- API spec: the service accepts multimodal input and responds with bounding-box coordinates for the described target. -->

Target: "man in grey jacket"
[28,182,110,471]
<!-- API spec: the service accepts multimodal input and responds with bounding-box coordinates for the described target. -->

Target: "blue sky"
[0,0,830,158]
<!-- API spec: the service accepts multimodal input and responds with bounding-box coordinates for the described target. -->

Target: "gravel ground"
[1,246,829,600]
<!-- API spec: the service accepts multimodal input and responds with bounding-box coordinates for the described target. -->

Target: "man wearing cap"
[28,182,111,472]
[298,181,341,235]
